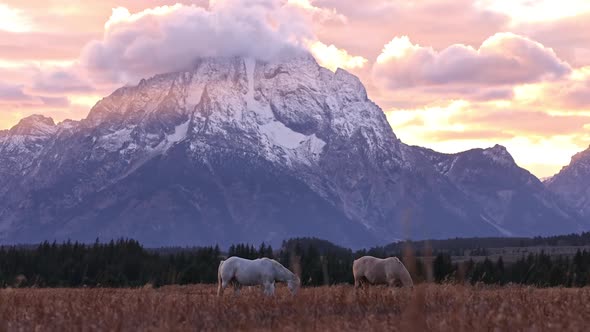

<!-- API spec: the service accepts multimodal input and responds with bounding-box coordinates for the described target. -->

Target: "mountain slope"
[0,55,585,247]
[416,144,585,236]
[546,146,590,219]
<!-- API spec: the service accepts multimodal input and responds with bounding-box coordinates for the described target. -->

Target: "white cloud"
[287,0,347,23]
[82,1,316,84]
[0,4,33,32]
[372,33,571,91]
[0,0,365,114]
[476,0,590,23]
[309,41,367,71]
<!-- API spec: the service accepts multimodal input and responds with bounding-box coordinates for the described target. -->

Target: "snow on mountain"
[0,55,586,247]
[0,115,58,179]
[546,146,590,218]
[415,144,585,236]
[9,114,57,136]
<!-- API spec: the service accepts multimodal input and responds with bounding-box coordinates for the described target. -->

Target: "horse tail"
[217,260,225,296]
[218,260,225,282]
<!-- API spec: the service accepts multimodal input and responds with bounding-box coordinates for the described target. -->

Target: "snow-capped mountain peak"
[9,114,57,137]
[482,144,515,166]
[0,54,585,247]
[546,145,590,218]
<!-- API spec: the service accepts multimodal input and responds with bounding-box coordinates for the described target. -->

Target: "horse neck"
[397,264,413,287]
[273,263,294,282]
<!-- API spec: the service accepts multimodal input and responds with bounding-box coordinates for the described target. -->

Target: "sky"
[1,0,589,178]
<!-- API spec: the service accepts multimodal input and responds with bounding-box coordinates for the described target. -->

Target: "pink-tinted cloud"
[372,33,570,90]
[32,69,95,94]
[466,109,590,136]
[81,1,315,84]
[471,88,514,101]
[388,99,590,144]
[546,75,590,109]
[38,96,71,108]
[1,0,207,33]
[0,82,72,109]
[563,82,590,108]
[518,12,590,67]
[426,129,514,141]
[507,67,590,110]
[0,83,32,101]
[287,0,346,24]
[0,31,98,61]
[1,0,590,178]
[313,0,510,60]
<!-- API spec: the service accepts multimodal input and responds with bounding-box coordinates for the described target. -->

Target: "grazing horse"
[217,257,300,296]
[353,256,413,288]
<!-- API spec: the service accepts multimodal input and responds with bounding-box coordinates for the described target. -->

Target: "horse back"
[354,256,386,283]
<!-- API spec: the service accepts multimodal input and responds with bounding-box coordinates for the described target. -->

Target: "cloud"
[544,68,590,109]
[2,0,590,178]
[312,0,510,60]
[0,82,72,109]
[0,82,32,101]
[1,0,363,129]
[471,88,514,101]
[521,12,590,67]
[386,100,590,177]
[0,31,98,61]
[39,96,71,108]
[561,82,590,108]
[372,33,571,91]
[475,0,590,23]
[287,0,347,24]
[426,130,514,141]
[81,1,317,84]
[0,3,32,32]
[308,41,367,71]
[464,109,590,136]
[32,69,95,94]
[393,100,590,139]
[511,66,590,110]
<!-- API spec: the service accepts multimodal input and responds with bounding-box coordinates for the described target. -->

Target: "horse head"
[399,266,414,289]
[287,275,301,295]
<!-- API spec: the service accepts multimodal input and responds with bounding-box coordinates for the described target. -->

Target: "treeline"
[0,239,220,287]
[381,232,590,256]
[431,250,590,287]
[2,237,590,288]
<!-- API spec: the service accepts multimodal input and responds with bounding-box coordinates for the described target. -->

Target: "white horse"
[217,256,300,296]
[353,256,413,288]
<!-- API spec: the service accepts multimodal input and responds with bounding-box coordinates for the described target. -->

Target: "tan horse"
[353,256,413,288]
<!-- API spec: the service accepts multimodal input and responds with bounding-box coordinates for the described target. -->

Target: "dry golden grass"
[1,284,590,331]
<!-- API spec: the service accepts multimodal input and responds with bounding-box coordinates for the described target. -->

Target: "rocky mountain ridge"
[0,55,585,247]
[546,145,590,219]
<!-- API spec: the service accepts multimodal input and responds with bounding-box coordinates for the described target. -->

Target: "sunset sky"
[1,0,589,177]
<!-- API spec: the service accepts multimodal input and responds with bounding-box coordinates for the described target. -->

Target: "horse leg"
[387,277,398,294]
[233,282,241,296]
[218,279,229,297]
[262,282,275,296]
[354,276,361,289]
[355,276,368,290]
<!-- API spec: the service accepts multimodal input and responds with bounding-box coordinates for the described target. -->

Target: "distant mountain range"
[0,54,587,247]
[546,146,590,220]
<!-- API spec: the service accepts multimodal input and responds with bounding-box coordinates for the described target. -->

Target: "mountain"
[416,145,584,236]
[546,146,590,218]
[0,55,586,247]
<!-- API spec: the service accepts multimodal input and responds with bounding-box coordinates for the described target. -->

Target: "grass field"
[1,284,589,331]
